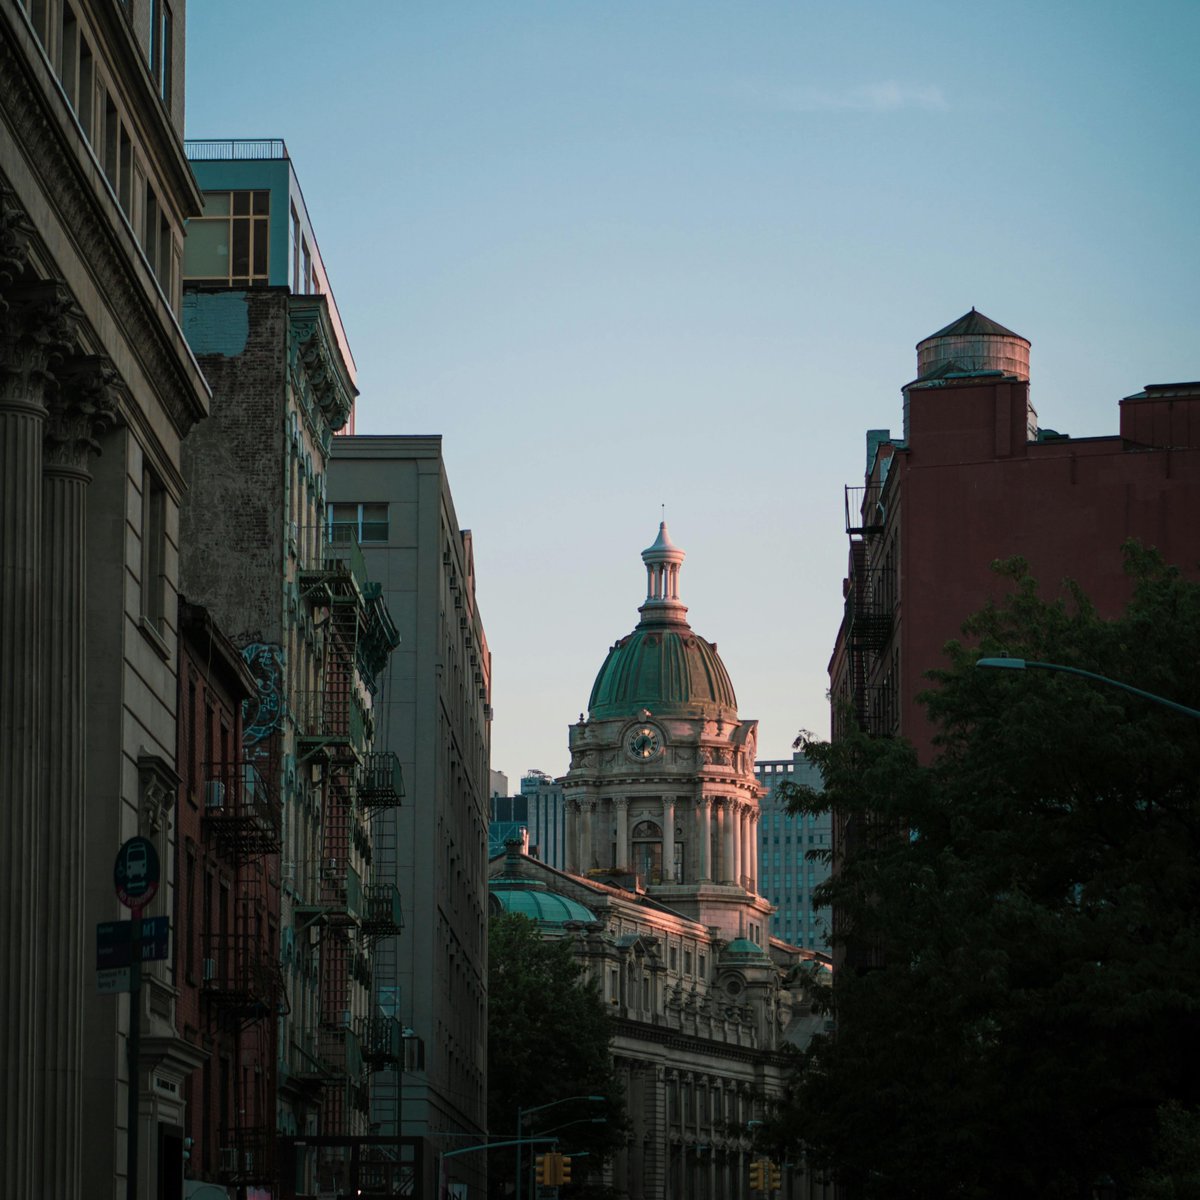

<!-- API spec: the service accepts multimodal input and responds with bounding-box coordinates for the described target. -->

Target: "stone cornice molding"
[288,294,356,437]
[0,35,209,435]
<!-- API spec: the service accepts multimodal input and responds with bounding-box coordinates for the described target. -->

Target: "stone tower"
[561,523,773,944]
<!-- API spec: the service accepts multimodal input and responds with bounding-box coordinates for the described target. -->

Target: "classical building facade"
[492,525,830,1200]
[0,2,209,1197]
[328,435,493,1200]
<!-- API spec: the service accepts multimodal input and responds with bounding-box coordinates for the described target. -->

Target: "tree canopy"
[487,912,624,1196]
[768,546,1200,1200]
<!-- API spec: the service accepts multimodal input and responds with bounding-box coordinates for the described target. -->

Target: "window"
[149,0,172,104]
[631,820,663,885]
[141,468,167,633]
[328,502,389,544]
[183,190,270,286]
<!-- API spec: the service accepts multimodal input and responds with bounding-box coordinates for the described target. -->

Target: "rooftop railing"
[185,138,288,162]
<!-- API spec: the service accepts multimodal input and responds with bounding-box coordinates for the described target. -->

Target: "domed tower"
[562,524,772,942]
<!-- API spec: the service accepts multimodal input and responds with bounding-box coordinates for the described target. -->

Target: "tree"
[487,912,624,1197]
[767,546,1200,1199]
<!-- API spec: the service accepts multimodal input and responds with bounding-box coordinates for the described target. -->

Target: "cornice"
[288,293,356,435]
[0,21,209,435]
[612,1018,790,1070]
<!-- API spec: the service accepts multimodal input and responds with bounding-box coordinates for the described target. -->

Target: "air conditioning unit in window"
[204,781,226,809]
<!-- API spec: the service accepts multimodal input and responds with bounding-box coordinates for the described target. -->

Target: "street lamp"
[516,1095,605,1200]
[975,657,1200,720]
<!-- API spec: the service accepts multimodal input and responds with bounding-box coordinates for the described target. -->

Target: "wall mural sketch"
[241,642,286,745]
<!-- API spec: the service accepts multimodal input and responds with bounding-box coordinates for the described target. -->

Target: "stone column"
[748,809,760,892]
[696,795,711,881]
[35,359,117,1194]
[712,800,725,883]
[0,281,76,1199]
[615,797,629,869]
[715,801,734,888]
[730,802,743,887]
[661,798,675,883]
[581,799,595,871]
[739,806,752,891]
[565,798,578,872]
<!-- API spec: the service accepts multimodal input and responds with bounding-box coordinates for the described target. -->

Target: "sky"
[186,1,1200,784]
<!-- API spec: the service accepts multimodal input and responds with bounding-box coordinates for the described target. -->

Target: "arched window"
[631,820,663,884]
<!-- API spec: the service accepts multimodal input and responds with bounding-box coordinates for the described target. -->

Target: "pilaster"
[0,281,77,1198]
[35,355,117,1196]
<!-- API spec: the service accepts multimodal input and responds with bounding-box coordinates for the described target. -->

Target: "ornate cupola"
[639,521,687,624]
[562,522,773,943]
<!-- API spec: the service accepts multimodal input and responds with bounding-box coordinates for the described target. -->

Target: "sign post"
[114,837,159,1200]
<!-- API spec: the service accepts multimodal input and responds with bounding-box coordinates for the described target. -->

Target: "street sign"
[96,917,169,969]
[114,837,159,909]
[96,966,131,994]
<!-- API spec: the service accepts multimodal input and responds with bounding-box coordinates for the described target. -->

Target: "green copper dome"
[588,627,737,720]
[490,886,597,927]
[587,522,739,721]
[722,937,769,960]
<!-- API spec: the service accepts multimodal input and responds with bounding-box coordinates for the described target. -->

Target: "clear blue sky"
[187,1,1200,784]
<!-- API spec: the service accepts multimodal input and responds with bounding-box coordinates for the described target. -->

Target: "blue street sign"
[96,917,169,968]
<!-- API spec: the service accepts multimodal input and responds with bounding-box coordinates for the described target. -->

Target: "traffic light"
[182,1137,193,1162]
[558,1155,572,1185]
[535,1154,548,1185]
[769,1161,782,1191]
[749,1157,766,1192]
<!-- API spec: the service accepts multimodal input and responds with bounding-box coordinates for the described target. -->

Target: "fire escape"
[842,480,897,739]
[201,759,284,1187]
[293,531,401,1141]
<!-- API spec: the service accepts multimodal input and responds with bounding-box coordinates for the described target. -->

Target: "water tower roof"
[924,308,1026,342]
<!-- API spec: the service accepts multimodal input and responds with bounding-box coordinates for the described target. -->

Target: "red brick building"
[832,310,1200,762]
[176,598,283,1189]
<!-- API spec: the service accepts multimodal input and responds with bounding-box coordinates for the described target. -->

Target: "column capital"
[614,796,629,812]
[695,793,711,810]
[0,282,81,414]
[44,356,120,476]
[0,188,34,297]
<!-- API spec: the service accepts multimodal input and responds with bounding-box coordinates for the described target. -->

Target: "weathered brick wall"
[180,287,289,648]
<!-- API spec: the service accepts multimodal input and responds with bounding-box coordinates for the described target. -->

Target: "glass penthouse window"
[184,191,270,286]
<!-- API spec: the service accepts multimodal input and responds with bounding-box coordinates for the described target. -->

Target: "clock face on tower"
[627,725,662,761]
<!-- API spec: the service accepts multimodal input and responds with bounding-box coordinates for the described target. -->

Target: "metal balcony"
[358,1015,403,1068]
[356,751,404,808]
[216,1125,275,1184]
[360,883,403,938]
[201,761,281,860]
[201,934,280,1018]
[845,482,886,536]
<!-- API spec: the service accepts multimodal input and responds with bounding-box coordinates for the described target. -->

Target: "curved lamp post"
[975,657,1200,720]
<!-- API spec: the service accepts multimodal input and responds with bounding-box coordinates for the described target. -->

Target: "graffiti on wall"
[241,643,285,746]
